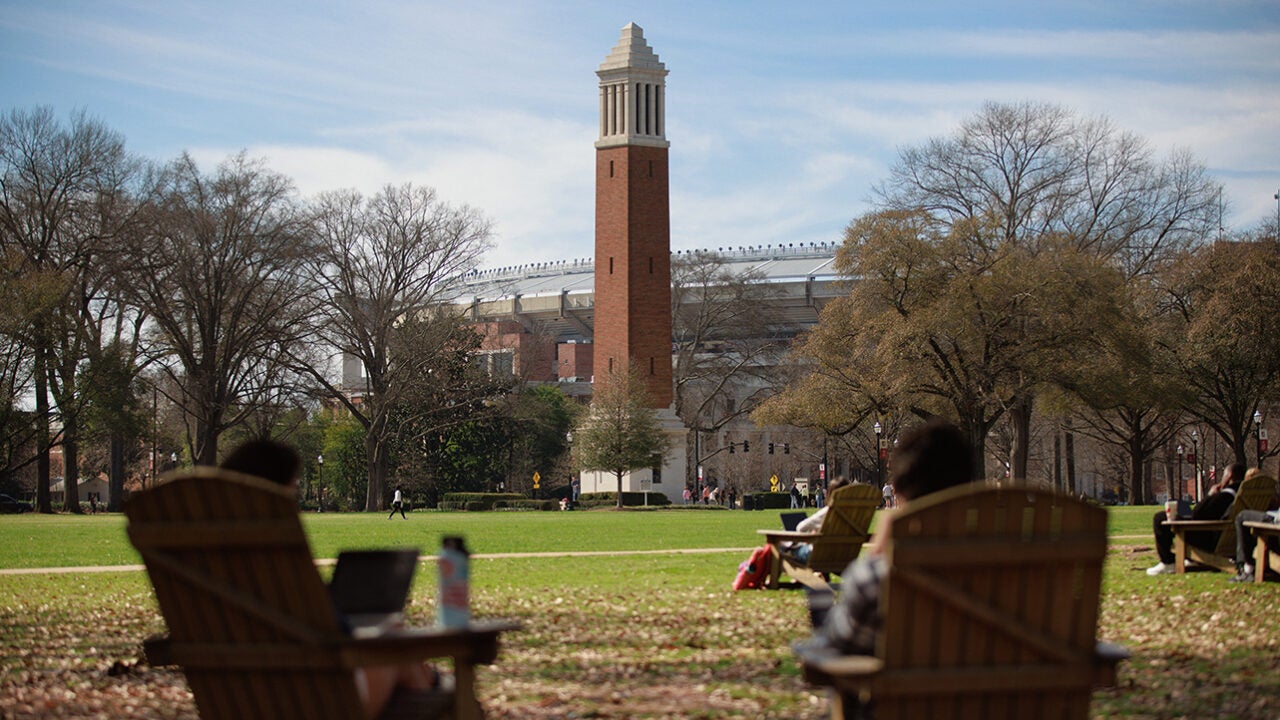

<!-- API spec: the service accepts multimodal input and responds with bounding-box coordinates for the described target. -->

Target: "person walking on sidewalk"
[389,488,407,520]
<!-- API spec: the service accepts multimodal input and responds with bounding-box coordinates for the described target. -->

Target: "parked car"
[0,493,32,513]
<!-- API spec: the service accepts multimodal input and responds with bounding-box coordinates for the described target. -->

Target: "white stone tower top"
[596,23,668,149]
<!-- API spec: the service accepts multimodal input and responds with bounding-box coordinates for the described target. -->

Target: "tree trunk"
[364,416,387,511]
[1064,421,1077,495]
[61,431,81,514]
[1053,433,1063,492]
[1010,396,1032,482]
[34,348,52,514]
[615,470,624,508]
[108,434,125,512]
[1129,432,1144,505]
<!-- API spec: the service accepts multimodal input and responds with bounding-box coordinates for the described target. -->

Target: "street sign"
[532,471,541,489]
[769,474,780,491]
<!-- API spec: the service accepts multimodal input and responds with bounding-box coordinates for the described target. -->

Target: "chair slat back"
[1212,474,1277,556]
[126,467,362,720]
[875,484,1108,720]
[807,484,880,574]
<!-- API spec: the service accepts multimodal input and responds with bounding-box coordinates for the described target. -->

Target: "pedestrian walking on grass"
[389,488,407,520]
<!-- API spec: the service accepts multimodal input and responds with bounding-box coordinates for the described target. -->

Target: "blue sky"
[3,1,1278,269]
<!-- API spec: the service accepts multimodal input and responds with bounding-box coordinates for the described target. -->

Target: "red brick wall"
[593,143,673,407]
[557,342,593,380]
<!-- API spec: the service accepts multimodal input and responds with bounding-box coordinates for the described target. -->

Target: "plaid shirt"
[817,556,885,656]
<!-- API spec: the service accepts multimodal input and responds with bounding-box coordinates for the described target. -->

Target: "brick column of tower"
[593,22,673,409]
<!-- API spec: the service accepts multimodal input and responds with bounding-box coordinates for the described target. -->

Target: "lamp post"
[873,421,883,489]
[1175,444,1183,502]
[1190,430,1199,501]
[1255,410,1265,469]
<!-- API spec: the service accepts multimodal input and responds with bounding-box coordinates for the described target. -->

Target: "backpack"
[733,546,773,590]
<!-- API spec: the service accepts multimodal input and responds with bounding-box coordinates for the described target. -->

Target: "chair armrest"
[795,644,883,688]
[1162,519,1231,531]
[1092,641,1130,688]
[1243,521,1280,533]
[339,620,521,669]
[758,530,822,543]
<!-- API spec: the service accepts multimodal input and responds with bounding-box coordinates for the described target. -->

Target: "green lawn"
[1,505,1277,719]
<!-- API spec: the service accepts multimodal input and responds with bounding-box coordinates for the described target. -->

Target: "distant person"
[220,440,438,719]
[790,484,801,509]
[1146,462,1245,575]
[804,418,976,657]
[881,482,894,509]
[389,488,407,520]
[784,476,851,563]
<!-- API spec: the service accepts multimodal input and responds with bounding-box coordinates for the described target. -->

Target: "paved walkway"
[0,547,757,576]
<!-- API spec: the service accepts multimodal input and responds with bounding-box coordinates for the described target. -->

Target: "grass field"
[1,504,1276,719]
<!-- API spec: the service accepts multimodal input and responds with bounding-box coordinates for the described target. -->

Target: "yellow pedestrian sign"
[769,474,779,492]
[532,471,541,489]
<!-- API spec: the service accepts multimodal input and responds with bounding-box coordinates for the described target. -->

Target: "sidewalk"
[0,546,756,576]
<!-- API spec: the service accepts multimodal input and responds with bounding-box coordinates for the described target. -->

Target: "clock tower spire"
[593,22,672,408]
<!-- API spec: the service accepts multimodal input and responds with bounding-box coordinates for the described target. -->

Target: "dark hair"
[1226,463,1248,487]
[220,439,302,487]
[889,418,975,501]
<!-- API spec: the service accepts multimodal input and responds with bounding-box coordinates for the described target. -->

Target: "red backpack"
[733,546,772,590]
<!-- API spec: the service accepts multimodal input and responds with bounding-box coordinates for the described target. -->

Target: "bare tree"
[117,152,315,466]
[303,184,492,511]
[0,107,139,511]
[671,250,788,487]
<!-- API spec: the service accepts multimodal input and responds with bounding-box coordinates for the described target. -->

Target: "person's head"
[1225,462,1248,487]
[220,439,302,487]
[888,418,975,502]
[825,476,849,504]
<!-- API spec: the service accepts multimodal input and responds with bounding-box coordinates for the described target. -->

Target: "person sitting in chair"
[803,417,976,656]
[221,440,441,720]
[1145,462,1245,576]
[784,475,851,563]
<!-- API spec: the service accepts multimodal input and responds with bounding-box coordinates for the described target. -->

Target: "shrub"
[577,491,672,508]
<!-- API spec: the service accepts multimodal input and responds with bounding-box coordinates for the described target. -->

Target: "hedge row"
[576,491,672,508]
[742,492,794,510]
[437,493,558,511]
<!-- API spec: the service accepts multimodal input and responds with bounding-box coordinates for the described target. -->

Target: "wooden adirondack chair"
[797,484,1127,720]
[126,467,517,720]
[757,483,881,589]
[1242,520,1280,583]
[1165,474,1277,573]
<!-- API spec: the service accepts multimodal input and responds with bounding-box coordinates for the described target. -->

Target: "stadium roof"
[448,242,845,340]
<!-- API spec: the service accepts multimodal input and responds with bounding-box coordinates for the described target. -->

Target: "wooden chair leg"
[1256,535,1270,585]
[1174,532,1188,574]
[453,661,482,720]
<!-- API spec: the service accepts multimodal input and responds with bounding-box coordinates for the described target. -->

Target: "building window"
[609,160,614,178]
[648,256,653,274]
[649,357,655,375]
[609,257,614,274]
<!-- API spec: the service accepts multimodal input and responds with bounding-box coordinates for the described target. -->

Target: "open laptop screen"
[328,548,419,616]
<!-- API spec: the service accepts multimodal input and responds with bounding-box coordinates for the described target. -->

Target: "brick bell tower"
[593,22,673,409]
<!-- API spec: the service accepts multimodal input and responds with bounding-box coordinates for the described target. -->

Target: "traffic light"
[768,443,775,454]
[729,443,735,454]
[743,440,749,452]
[783,443,791,454]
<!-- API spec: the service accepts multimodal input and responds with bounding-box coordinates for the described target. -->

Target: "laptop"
[328,548,419,638]
[780,511,808,531]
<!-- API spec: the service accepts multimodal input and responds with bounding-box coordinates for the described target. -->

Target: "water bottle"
[438,536,470,628]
